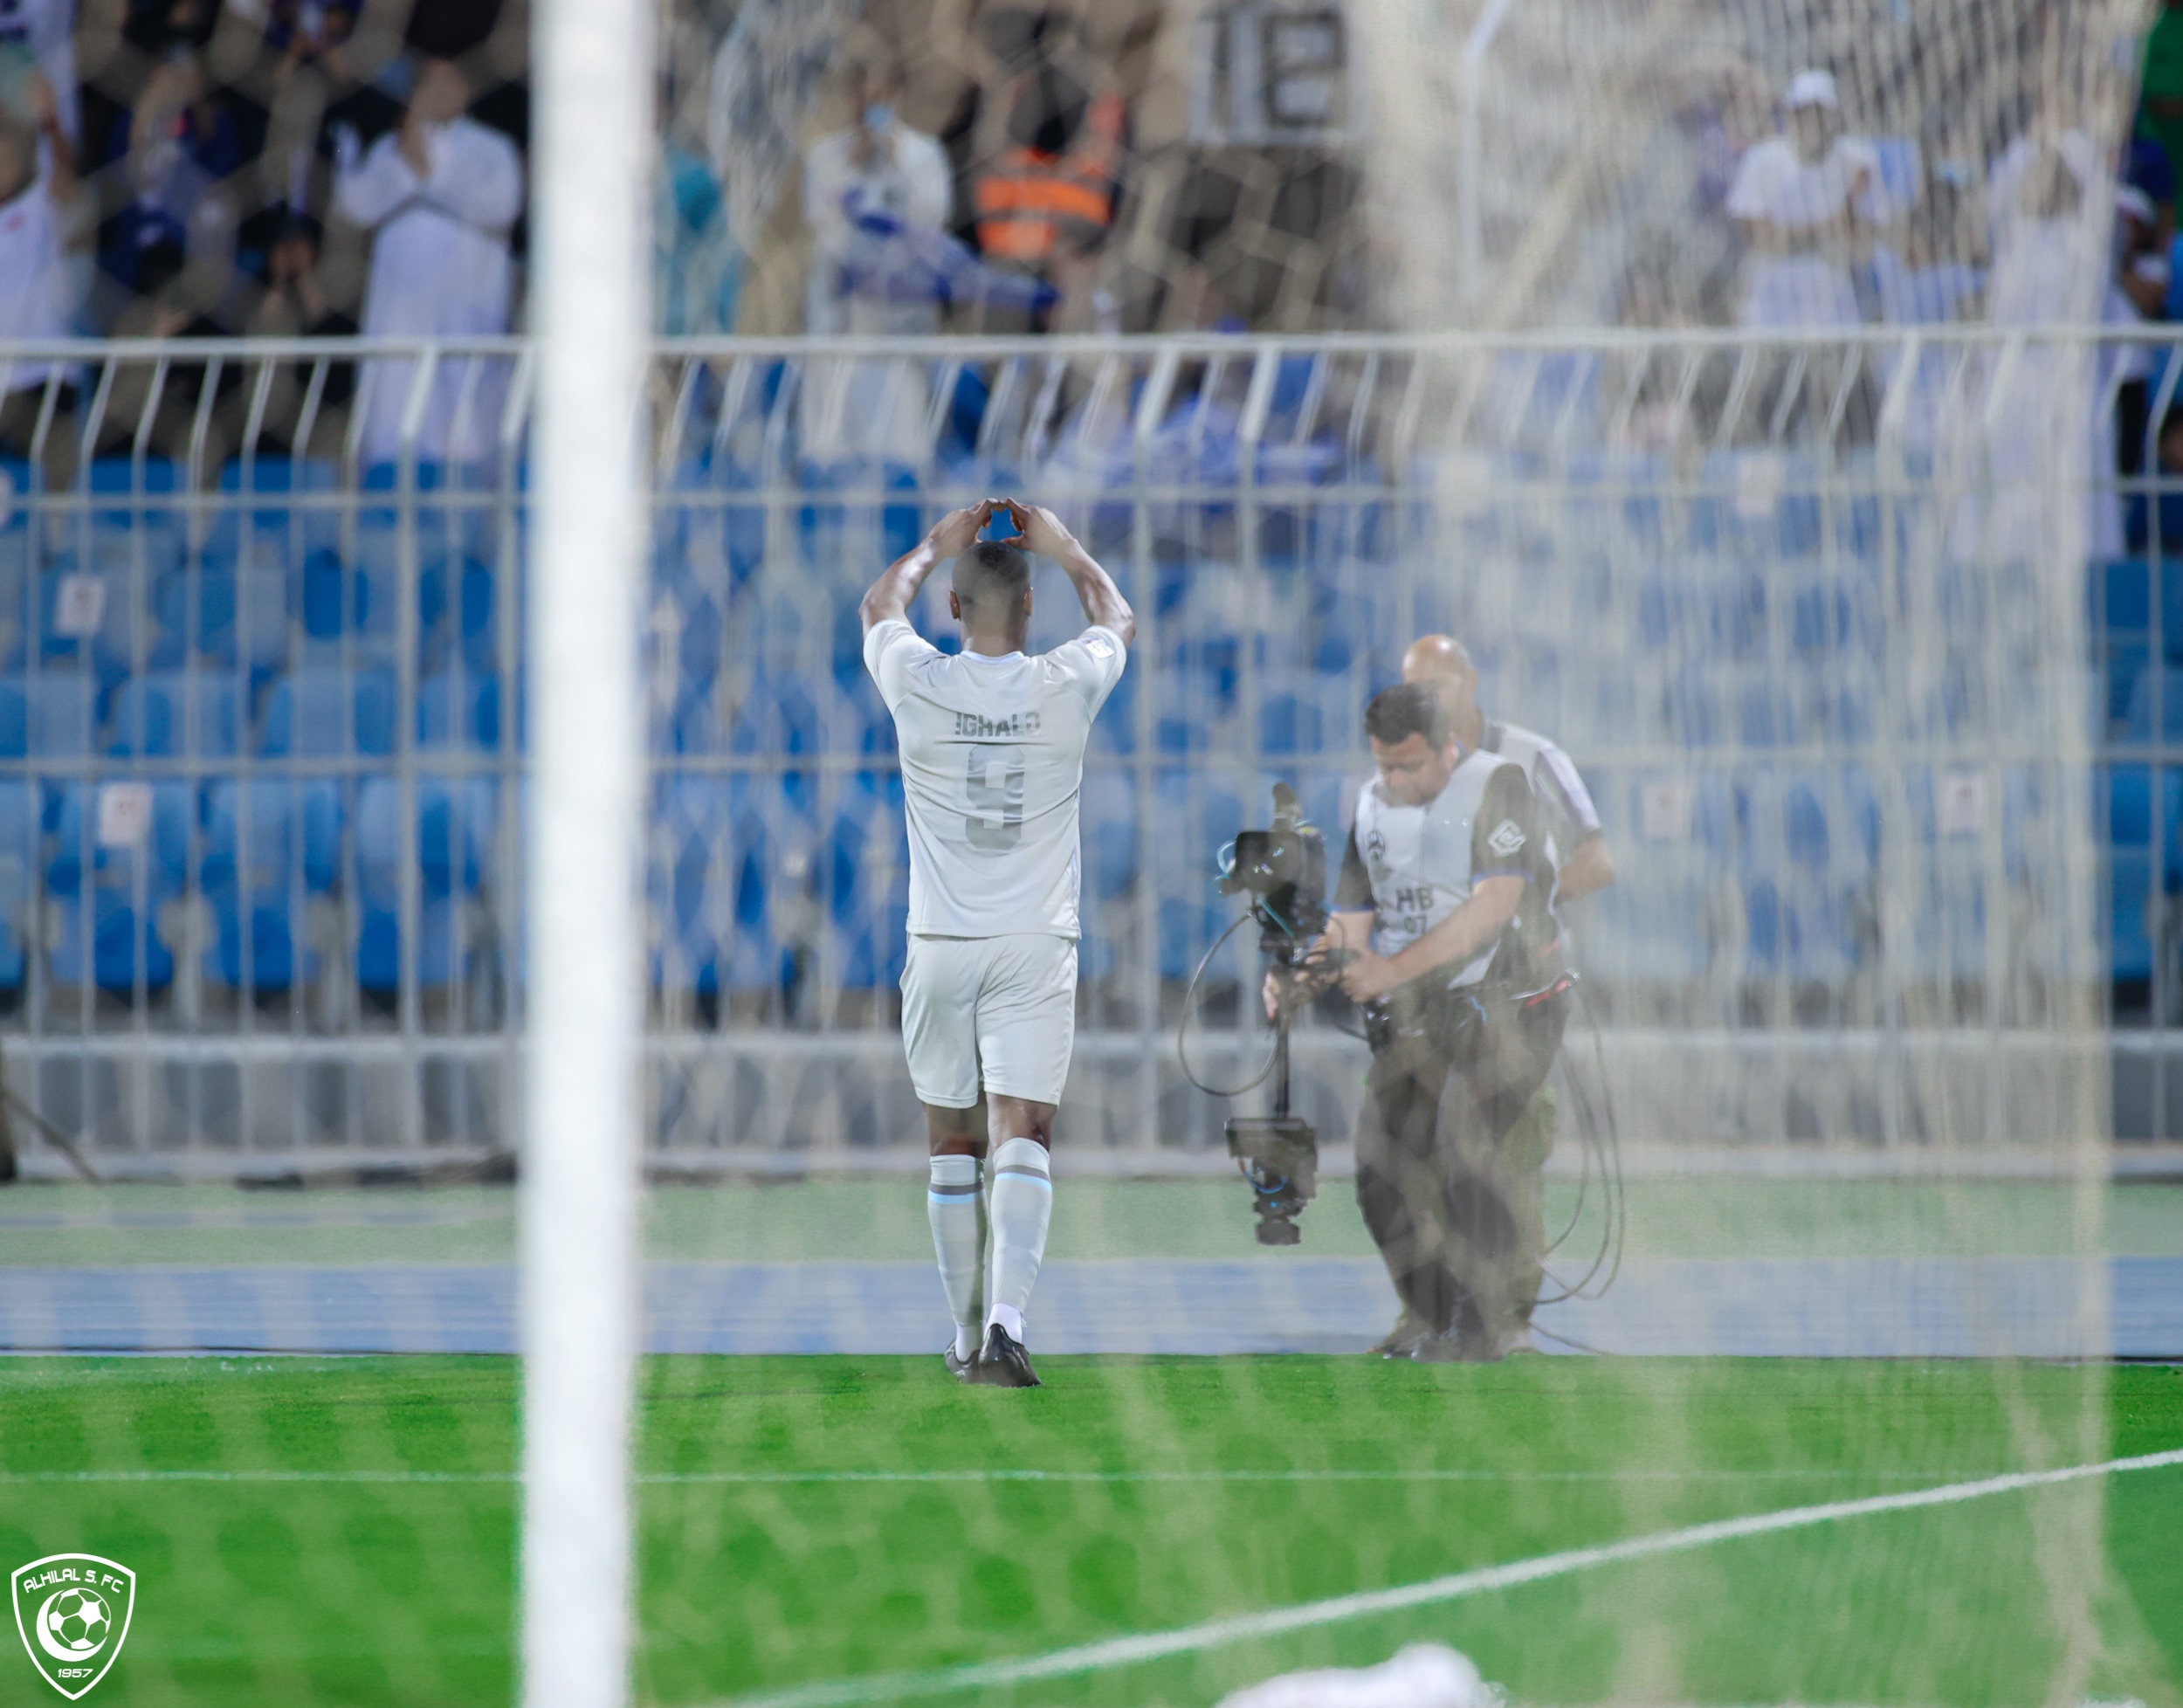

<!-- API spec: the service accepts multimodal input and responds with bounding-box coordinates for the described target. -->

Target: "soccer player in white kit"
[860,497,1134,1387]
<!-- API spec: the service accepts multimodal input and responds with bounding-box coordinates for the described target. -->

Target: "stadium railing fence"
[0,327,2166,1167]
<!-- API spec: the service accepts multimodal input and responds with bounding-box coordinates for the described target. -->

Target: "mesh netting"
[1,3,2180,1707]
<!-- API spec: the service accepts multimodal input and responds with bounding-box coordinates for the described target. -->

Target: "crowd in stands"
[0,0,1169,467]
[1606,38,2183,506]
[0,3,1146,338]
[10,0,2183,475]
[1627,59,2150,336]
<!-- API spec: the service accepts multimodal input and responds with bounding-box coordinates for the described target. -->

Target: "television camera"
[1215,782,1338,1245]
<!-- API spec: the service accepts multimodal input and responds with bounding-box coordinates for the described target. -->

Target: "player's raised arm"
[859,499,999,632]
[997,500,1136,646]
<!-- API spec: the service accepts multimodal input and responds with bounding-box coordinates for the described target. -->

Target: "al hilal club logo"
[11,1556,134,1700]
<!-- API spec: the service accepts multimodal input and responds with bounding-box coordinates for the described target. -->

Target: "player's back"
[864,619,1126,939]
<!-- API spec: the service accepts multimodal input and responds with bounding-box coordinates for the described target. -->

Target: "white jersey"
[865,618,1127,938]
[0,176,70,394]
[1478,719,1602,877]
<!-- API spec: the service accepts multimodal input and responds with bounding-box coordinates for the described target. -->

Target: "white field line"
[0,1466,2054,1487]
[721,1448,2183,1708]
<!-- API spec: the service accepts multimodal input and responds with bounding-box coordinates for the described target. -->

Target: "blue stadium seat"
[1253,437,1341,569]
[1258,690,1324,757]
[87,455,181,515]
[0,549,27,671]
[2154,559,2183,665]
[1575,768,1731,988]
[259,665,398,759]
[795,459,921,569]
[1659,676,1722,748]
[200,777,341,991]
[1157,635,1243,754]
[417,671,501,751]
[355,775,497,995]
[1693,451,1824,560]
[2111,848,2156,986]
[830,671,893,757]
[725,675,823,757]
[651,773,776,997]
[299,548,348,644]
[107,673,241,759]
[1079,768,1139,900]
[1734,673,1798,748]
[45,779,190,991]
[0,682,24,757]
[2122,666,2183,743]
[0,780,35,994]
[1562,671,1637,756]
[1561,450,1668,555]
[2109,770,2158,985]
[417,554,496,671]
[1498,636,1568,734]
[1088,661,1138,755]
[1738,768,1877,987]
[353,512,398,586]
[2111,763,2155,846]
[81,513,185,585]
[350,558,397,652]
[661,459,768,590]
[2163,769,2183,899]
[348,551,502,667]
[1284,768,1348,863]
[191,568,291,681]
[2097,558,2153,637]
[655,685,709,756]
[762,772,823,998]
[24,676,94,758]
[1788,570,1882,665]
[665,587,724,695]
[1153,769,1244,981]
[33,568,97,671]
[831,771,908,988]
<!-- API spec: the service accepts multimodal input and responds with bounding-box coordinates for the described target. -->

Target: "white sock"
[986,1137,1051,1345]
[927,1154,985,1356]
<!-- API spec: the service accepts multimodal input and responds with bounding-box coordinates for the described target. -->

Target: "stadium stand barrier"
[0,327,2164,1167]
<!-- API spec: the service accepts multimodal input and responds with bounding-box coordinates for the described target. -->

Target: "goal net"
[0,0,2174,1705]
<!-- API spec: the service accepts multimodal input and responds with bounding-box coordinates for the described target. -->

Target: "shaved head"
[949,540,1034,649]
[1401,633,1475,685]
[1401,633,1482,747]
[954,541,1030,608]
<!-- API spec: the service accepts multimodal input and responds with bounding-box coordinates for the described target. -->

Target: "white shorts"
[899,933,1078,1108]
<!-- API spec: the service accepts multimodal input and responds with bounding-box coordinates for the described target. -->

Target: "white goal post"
[522,0,651,1700]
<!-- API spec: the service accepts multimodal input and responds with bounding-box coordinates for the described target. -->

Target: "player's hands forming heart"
[926,499,999,558]
[995,500,1081,561]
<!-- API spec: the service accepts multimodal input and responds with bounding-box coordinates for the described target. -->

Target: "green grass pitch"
[0,1356,2178,1707]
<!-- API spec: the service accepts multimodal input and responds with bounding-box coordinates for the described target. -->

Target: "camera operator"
[1403,633,1614,1351]
[1271,684,1571,1362]
[1403,635,1614,906]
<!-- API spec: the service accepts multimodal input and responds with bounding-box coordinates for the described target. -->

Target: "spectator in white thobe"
[1971,142,2118,563]
[334,59,522,467]
[0,54,76,470]
[798,64,950,465]
[1725,69,1892,327]
[802,64,952,337]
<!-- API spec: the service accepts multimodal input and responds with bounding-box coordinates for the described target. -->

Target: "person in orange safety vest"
[971,84,1124,276]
